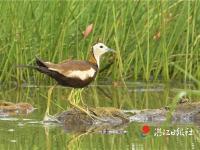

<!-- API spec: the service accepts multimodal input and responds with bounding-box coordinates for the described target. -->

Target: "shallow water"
[0,82,200,150]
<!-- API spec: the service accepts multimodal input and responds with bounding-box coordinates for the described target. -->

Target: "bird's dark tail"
[35,57,47,68]
[17,64,51,76]
[17,57,53,77]
[17,56,47,69]
[16,65,38,69]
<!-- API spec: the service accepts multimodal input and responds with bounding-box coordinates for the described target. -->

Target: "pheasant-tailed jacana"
[33,43,114,121]
[36,43,113,88]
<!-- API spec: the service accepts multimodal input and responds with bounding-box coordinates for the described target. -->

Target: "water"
[0,82,200,150]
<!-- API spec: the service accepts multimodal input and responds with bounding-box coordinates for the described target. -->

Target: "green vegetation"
[0,1,200,85]
[0,1,200,149]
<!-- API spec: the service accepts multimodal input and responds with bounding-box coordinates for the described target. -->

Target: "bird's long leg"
[43,84,57,122]
[78,89,87,106]
[67,89,74,102]
[67,89,105,121]
[68,100,105,121]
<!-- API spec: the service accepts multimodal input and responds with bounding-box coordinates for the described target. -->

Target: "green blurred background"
[0,1,200,85]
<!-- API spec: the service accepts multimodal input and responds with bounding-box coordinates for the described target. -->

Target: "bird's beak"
[107,48,115,52]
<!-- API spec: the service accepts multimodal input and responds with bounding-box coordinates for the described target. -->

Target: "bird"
[35,43,114,88]
[21,43,114,121]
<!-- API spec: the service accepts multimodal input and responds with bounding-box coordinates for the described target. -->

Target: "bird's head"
[92,43,114,59]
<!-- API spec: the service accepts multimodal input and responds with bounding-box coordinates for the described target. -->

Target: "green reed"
[0,1,200,85]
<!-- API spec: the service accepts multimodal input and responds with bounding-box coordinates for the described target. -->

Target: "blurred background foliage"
[0,0,199,86]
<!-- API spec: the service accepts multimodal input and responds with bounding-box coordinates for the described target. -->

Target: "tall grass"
[0,1,200,85]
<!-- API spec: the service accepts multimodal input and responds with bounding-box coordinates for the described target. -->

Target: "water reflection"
[0,82,199,149]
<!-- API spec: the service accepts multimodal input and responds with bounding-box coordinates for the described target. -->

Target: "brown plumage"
[35,57,98,88]
[34,43,113,88]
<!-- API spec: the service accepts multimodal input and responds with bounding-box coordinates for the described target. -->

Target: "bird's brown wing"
[42,60,97,78]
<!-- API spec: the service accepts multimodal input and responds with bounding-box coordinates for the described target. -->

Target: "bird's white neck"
[93,55,100,67]
[88,50,100,68]
[92,49,106,67]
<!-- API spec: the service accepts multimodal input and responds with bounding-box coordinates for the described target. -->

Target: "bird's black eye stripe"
[100,45,103,48]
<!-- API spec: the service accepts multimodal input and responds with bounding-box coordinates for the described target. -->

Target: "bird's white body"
[49,67,96,81]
